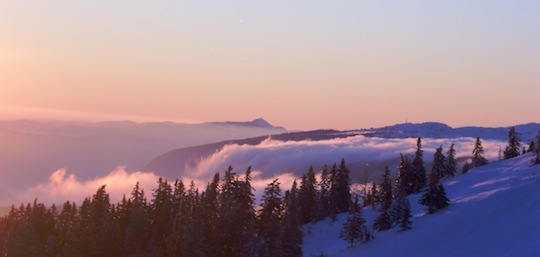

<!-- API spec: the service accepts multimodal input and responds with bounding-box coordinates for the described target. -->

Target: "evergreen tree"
[339,196,368,248]
[299,166,317,224]
[527,140,536,153]
[218,166,257,257]
[369,181,378,208]
[462,161,471,174]
[330,159,351,217]
[55,201,79,257]
[532,130,540,166]
[430,146,446,183]
[471,137,488,168]
[123,183,150,257]
[411,137,426,193]
[179,181,204,257]
[258,179,284,257]
[373,166,393,232]
[149,178,175,257]
[420,149,450,214]
[396,196,412,232]
[395,154,412,196]
[315,164,332,220]
[445,144,457,177]
[504,127,522,159]
[281,181,303,257]
[200,173,220,257]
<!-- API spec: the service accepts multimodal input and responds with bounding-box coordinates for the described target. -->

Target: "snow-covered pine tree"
[532,129,540,166]
[420,147,450,214]
[330,159,351,217]
[471,137,488,168]
[462,161,471,174]
[397,196,412,232]
[370,181,378,208]
[445,144,457,177]
[315,164,331,221]
[373,166,393,232]
[339,196,368,248]
[430,146,446,183]
[504,127,522,159]
[411,137,426,193]
[527,140,536,153]
[395,154,412,196]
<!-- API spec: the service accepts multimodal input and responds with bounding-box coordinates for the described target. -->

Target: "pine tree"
[55,201,79,257]
[315,164,332,220]
[504,127,522,159]
[462,161,471,174]
[395,154,412,196]
[445,144,457,177]
[258,179,284,257]
[219,166,257,257]
[281,181,303,257]
[373,166,393,231]
[299,166,317,224]
[370,181,378,208]
[397,196,412,232]
[330,159,351,217]
[123,183,150,257]
[200,173,220,257]
[339,197,368,248]
[179,181,204,257]
[527,140,536,153]
[532,129,540,166]
[471,137,488,168]
[430,146,446,183]
[149,178,174,257]
[420,148,450,214]
[411,137,426,193]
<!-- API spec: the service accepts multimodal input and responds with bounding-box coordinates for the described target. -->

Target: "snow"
[303,153,540,257]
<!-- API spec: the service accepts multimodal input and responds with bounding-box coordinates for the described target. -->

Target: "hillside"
[303,153,540,257]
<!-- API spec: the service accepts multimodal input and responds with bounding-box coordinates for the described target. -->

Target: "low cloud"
[19,136,506,206]
[22,167,160,205]
[185,135,506,181]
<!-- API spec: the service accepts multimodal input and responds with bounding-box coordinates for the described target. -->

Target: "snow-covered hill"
[304,153,540,257]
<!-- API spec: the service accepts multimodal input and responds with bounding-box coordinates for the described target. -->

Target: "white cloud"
[185,135,506,181]
[22,167,160,205]
[19,136,506,206]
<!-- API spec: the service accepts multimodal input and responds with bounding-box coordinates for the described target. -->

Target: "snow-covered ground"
[303,153,540,257]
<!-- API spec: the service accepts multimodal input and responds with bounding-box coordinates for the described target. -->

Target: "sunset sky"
[1,1,539,130]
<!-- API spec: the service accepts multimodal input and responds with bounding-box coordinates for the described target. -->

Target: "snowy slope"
[303,153,540,257]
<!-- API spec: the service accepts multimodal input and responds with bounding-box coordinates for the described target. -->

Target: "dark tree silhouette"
[471,137,488,168]
[504,127,522,159]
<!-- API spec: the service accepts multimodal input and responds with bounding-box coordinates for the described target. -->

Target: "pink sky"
[1,1,539,130]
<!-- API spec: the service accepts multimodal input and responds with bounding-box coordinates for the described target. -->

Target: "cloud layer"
[20,136,506,206]
[185,135,505,181]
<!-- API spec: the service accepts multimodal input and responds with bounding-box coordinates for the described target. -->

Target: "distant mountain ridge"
[359,122,540,141]
[204,118,285,130]
[144,121,540,180]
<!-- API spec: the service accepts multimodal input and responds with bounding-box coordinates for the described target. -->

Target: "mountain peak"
[250,118,273,128]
